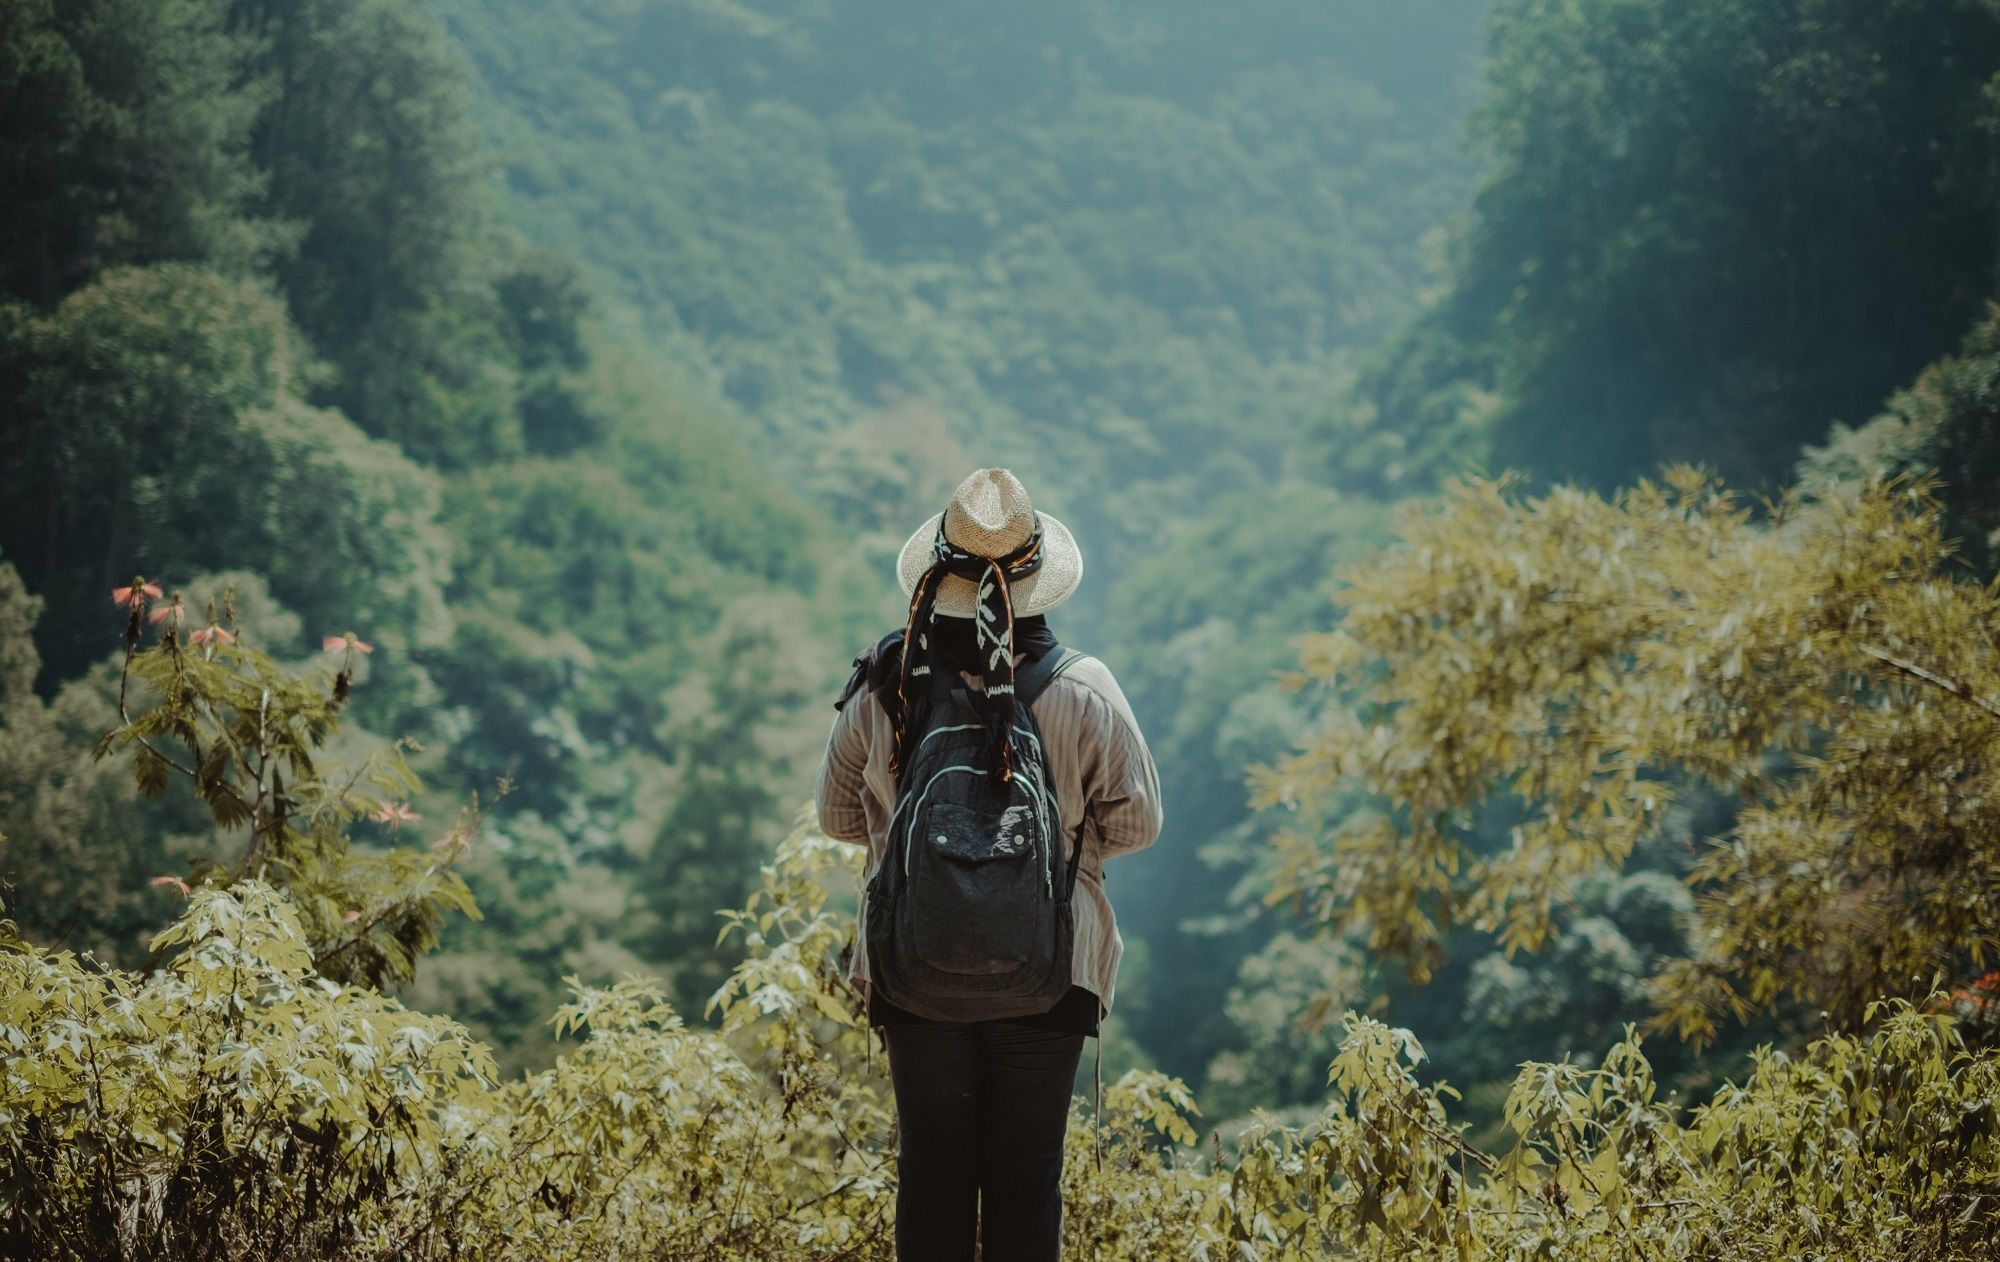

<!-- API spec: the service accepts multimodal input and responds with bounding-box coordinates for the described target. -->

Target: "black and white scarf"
[892,513,1047,780]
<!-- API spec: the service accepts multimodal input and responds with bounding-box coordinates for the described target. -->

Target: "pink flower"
[189,626,237,647]
[429,830,471,857]
[342,909,362,923]
[371,801,421,828]
[322,632,374,655]
[150,875,191,897]
[113,580,163,609]
[149,600,185,627]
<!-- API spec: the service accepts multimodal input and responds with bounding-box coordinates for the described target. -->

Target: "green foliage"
[415,375,879,1035]
[0,0,883,1067]
[494,253,606,457]
[1386,0,2000,491]
[1294,316,1501,497]
[0,880,498,1261]
[430,0,1491,585]
[234,0,520,467]
[0,821,903,1261]
[5,815,1998,1260]
[1459,870,1690,1066]
[86,576,478,990]
[1199,929,1364,1125]
[0,562,184,963]
[1804,304,2000,578]
[0,0,282,304]
[0,264,453,683]
[1257,469,2000,1045]
[1101,483,1399,1079]
[1059,0,2000,1113]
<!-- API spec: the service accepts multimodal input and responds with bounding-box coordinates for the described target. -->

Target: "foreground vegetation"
[8,831,1997,1260]
[7,459,2000,1257]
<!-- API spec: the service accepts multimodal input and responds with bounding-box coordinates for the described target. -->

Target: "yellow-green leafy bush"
[5,818,1997,1260]
[1256,470,2000,1043]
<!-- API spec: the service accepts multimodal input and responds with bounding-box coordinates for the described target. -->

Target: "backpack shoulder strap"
[1015,647,1083,707]
[834,629,904,711]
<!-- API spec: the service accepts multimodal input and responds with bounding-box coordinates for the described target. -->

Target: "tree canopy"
[5,0,2000,1249]
[1258,470,2000,1049]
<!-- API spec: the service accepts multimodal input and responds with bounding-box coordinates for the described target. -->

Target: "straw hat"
[896,468,1083,618]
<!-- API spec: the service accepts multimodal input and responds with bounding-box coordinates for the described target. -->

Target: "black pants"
[882,1019,1085,1262]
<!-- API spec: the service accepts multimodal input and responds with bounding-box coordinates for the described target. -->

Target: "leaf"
[134,745,171,798]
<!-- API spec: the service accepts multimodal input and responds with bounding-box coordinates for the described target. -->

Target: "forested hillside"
[0,0,885,1068]
[1388,0,2000,494]
[432,0,1490,599]
[1108,0,2000,1113]
[0,0,1496,1081]
[426,0,1496,1086]
[5,1,2000,1257]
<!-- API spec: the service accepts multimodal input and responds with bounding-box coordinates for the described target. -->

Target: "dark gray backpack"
[863,644,1085,1021]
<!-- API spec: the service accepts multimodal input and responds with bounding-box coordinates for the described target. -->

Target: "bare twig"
[1859,643,2000,722]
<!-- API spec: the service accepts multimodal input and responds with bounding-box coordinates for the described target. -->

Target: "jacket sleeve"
[1076,667,1163,863]
[813,693,872,844]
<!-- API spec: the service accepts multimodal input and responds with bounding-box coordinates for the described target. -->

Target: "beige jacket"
[812,651,1162,1020]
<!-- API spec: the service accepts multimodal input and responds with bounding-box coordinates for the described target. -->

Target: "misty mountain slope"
[430,0,1491,632]
[423,0,1496,1084]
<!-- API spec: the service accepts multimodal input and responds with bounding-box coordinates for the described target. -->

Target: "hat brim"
[896,510,1083,618]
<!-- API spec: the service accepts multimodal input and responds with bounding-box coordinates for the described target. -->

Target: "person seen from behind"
[814,467,1162,1262]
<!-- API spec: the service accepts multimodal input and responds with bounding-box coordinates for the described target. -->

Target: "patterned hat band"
[932,516,1046,583]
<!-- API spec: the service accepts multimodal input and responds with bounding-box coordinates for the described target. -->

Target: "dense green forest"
[0,0,890,1068]
[432,0,1500,1088]
[4,0,2000,1256]
[1,0,1503,1086]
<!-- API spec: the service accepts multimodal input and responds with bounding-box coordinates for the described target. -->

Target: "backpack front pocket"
[910,800,1046,974]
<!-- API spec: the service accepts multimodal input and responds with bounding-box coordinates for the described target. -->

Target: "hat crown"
[941,468,1035,556]
[897,469,1082,616]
